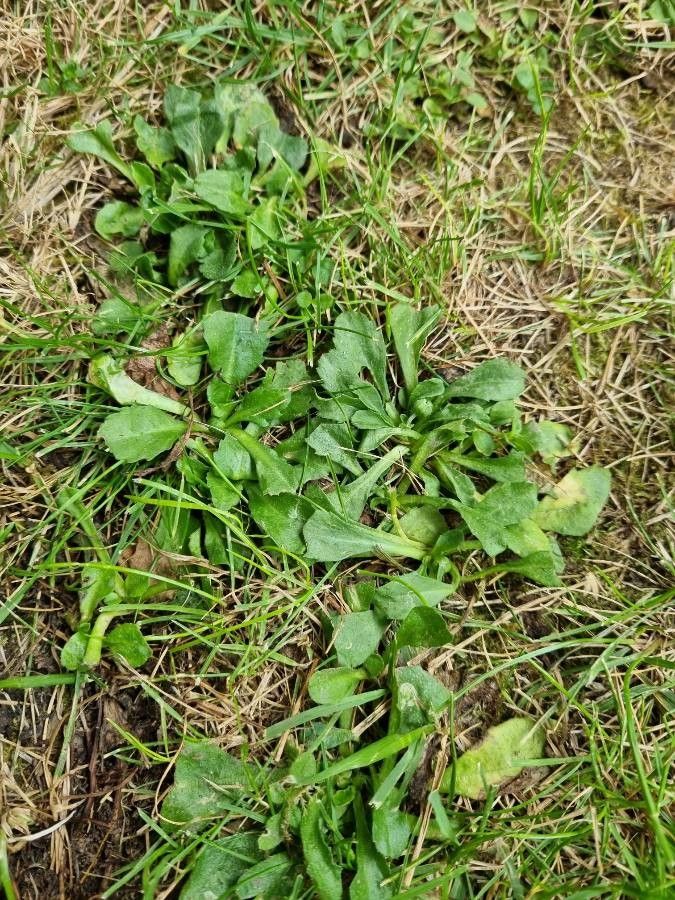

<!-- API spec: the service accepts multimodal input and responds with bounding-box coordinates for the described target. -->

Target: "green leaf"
[61,629,89,671]
[533,467,611,536]
[520,420,574,466]
[443,451,526,484]
[78,565,120,622]
[230,89,278,150]
[308,667,366,704]
[493,551,563,587]
[440,717,545,799]
[394,666,451,731]
[225,385,290,426]
[318,311,389,398]
[456,481,538,556]
[160,742,253,830]
[107,239,155,276]
[255,126,284,171]
[648,0,675,24]
[167,329,204,387]
[324,446,407,521]
[213,432,254,481]
[231,430,299,495]
[435,462,478,505]
[502,518,552,557]
[307,423,362,475]
[374,572,455,620]
[207,377,235,416]
[266,689,385,740]
[68,121,134,182]
[133,115,176,167]
[204,513,228,564]
[372,804,411,859]
[258,814,284,852]
[408,377,445,419]
[277,437,337,484]
[519,8,539,29]
[247,197,280,249]
[94,201,144,240]
[193,169,249,217]
[198,95,225,160]
[296,726,432,787]
[396,607,451,649]
[98,407,187,463]
[165,85,219,174]
[445,359,525,401]
[202,311,269,384]
[234,852,294,899]
[260,358,314,424]
[316,395,358,425]
[200,239,236,281]
[232,268,263,298]
[300,798,343,900]
[207,471,240,512]
[256,124,306,173]
[514,61,536,92]
[0,439,21,462]
[304,136,347,183]
[248,488,312,555]
[88,354,188,416]
[475,427,497,456]
[92,297,142,335]
[453,9,477,32]
[180,833,258,900]
[334,611,385,668]
[350,795,392,899]
[168,224,209,286]
[398,506,447,545]
[177,452,208,487]
[104,622,151,666]
[389,303,439,394]
[303,509,426,563]
[128,161,155,193]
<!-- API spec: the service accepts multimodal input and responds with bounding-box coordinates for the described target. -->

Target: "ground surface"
[1,2,674,899]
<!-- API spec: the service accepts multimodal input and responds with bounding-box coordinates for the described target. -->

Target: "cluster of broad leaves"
[89,302,609,895]
[70,81,611,897]
[69,81,343,338]
[160,718,544,898]
[93,302,610,588]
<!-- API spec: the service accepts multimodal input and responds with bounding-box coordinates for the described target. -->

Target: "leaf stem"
[83,612,116,668]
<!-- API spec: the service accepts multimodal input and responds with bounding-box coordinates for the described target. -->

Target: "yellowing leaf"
[441,717,545,799]
[533,467,611,536]
[89,353,188,416]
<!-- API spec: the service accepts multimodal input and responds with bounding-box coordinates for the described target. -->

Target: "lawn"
[1,2,673,898]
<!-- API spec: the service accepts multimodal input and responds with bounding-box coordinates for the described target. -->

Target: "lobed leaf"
[202,311,269,384]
